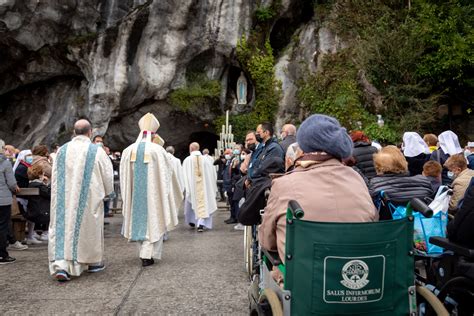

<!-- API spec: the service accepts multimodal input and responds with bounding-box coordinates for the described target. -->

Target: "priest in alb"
[182,142,217,232]
[120,113,182,267]
[48,119,114,282]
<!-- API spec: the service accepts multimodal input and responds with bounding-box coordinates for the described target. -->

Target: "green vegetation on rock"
[298,0,473,143]
[169,74,221,112]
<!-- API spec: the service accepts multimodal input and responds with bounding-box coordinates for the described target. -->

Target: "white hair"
[286,142,300,162]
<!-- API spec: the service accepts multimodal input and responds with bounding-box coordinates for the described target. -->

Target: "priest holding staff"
[120,113,182,267]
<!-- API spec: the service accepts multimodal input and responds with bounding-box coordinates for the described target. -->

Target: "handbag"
[11,195,20,216]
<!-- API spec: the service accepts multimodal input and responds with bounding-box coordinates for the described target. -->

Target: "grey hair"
[166,146,175,155]
[286,142,300,162]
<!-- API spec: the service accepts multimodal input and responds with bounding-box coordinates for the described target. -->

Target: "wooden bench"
[11,188,39,242]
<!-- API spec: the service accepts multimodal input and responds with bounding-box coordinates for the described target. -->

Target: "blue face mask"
[25,156,33,164]
[447,171,454,179]
[233,149,240,155]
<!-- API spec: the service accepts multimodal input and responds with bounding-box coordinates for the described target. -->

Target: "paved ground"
[0,204,249,315]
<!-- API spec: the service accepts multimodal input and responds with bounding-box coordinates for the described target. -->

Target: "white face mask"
[240,154,246,160]
[465,149,472,157]
[447,171,455,179]
[225,154,232,160]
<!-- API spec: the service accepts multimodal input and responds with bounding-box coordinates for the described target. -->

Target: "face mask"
[233,149,240,155]
[247,143,256,152]
[25,156,33,164]
[255,134,263,143]
[447,171,454,179]
[240,154,246,160]
[224,154,232,160]
[465,150,472,157]
[97,143,103,147]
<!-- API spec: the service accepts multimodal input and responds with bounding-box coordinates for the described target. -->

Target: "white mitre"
[131,113,165,163]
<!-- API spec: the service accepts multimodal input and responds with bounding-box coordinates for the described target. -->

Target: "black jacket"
[26,180,51,225]
[352,142,377,179]
[406,153,429,176]
[238,157,285,225]
[447,178,474,249]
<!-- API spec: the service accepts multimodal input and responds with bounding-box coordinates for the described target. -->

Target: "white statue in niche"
[237,72,247,105]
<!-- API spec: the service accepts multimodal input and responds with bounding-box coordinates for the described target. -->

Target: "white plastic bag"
[428,186,451,215]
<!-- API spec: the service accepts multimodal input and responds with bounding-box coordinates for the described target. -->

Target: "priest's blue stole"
[131,142,148,241]
[72,144,98,261]
[54,143,69,260]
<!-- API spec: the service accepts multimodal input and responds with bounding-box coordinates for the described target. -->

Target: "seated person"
[26,163,51,236]
[369,145,433,220]
[447,177,474,248]
[422,160,442,194]
[444,154,474,213]
[259,114,378,264]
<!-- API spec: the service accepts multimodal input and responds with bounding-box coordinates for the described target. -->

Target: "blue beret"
[296,114,353,159]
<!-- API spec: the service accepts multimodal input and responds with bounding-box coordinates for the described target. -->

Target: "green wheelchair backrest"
[284,201,415,315]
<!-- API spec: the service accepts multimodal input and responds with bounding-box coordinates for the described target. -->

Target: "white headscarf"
[402,132,430,157]
[13,149,32,172]
[438,130,462,156]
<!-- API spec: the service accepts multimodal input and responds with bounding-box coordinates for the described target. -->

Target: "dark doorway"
[175,131,219,160]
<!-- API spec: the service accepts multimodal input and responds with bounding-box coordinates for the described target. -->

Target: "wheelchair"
[414,236,474,316]
[249,199,448,315]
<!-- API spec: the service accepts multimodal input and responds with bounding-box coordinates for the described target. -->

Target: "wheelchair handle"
[288,200,305,219]
[408,198,433,218]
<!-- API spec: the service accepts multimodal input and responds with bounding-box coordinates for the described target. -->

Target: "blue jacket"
[248,138,284,181]
[467,154,474,170]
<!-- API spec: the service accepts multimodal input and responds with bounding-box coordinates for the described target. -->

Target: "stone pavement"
[0,205,249,315]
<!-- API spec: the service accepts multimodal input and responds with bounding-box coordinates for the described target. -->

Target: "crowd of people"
[1,113,474,287]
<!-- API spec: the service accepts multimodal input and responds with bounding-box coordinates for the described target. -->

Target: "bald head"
[281,124,296,139]
[74,119,92,137]
[189,142,200,152]
[166,146,175,155]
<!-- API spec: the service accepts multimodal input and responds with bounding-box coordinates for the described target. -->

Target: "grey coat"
[0,154,17,206]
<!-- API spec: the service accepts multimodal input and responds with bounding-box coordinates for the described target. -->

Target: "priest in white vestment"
[48,119,114,282]
[182,142,217,232]
[165,146,185,194]
[120,113,182,267]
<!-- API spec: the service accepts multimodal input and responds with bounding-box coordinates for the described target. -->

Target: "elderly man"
[165,146,185,195]
[183,142,217,232]
[259,114,377,262]
[279,124,297,153]
[240,131,257,175]
[48,119,114,281]
[121,113,182,267]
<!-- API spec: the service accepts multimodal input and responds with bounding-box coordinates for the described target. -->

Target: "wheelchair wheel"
[258,289,283,316]
[244,225,253,277]
[416,285,449,316]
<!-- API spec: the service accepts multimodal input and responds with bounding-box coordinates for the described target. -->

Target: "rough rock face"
[0,0,254,154]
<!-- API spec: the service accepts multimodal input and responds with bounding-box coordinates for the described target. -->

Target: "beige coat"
[259,158,378,262]
[449,168,474,211]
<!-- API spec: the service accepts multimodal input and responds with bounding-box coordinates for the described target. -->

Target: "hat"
[467,142,474,148]
[132,113,164,163]
[297,114,353,159]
